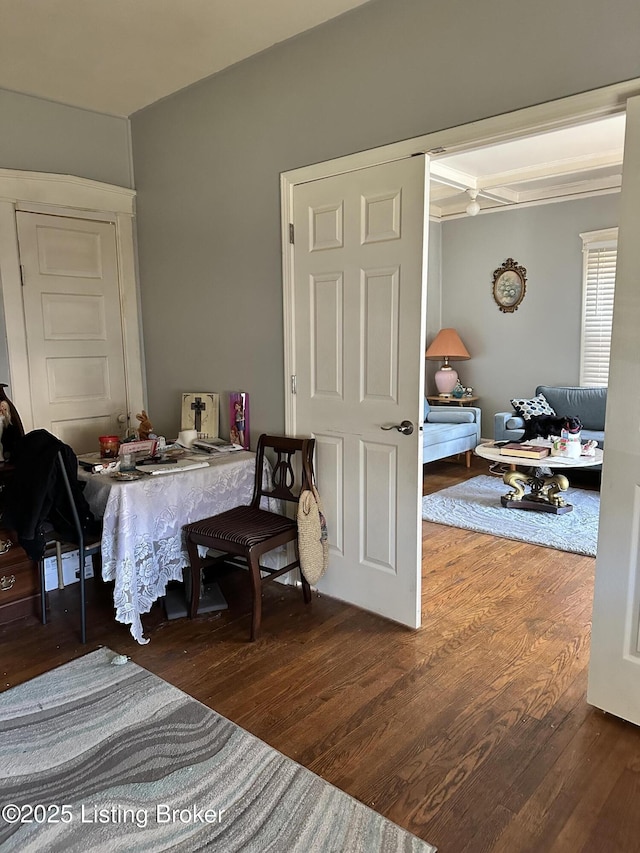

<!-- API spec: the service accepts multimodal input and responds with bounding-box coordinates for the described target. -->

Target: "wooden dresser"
[0,386,42,624]
[0,464,40,624]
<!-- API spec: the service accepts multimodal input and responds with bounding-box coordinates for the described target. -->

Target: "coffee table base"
[501,469,573,514]
[500,495,573,514]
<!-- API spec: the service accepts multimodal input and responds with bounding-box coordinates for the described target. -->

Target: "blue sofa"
[494,385,607,447]
[423,398,482,468]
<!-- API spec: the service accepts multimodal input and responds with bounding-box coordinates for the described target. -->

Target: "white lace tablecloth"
[81,451,258,644]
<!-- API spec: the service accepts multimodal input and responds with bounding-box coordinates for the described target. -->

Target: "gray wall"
[438,194,619,437]
[0,88,132,187]
[130,0,640,440]
[0,87,133,395]
[425,220,442,395]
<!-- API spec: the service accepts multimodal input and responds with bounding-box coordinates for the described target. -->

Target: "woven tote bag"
[297,485,329,584]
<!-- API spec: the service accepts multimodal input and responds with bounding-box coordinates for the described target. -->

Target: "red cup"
[99,435,120,459]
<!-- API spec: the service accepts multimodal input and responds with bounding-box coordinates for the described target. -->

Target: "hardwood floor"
[2,457,638,852]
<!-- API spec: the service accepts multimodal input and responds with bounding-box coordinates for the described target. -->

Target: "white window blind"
[579,228,618,387]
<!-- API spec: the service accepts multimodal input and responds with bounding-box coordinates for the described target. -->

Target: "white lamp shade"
[466,189,480,216]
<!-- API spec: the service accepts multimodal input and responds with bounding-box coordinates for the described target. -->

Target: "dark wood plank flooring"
[2,457,638,852]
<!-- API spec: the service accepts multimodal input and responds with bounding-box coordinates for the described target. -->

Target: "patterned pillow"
[510,394,556,420]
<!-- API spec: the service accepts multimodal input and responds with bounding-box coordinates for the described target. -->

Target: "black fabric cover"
[0,419,22,461]
[3,429,98,561]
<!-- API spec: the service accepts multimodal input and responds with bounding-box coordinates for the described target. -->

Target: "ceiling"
[0,2,625,212]
[429,114,626,219]
[0,0,372,116]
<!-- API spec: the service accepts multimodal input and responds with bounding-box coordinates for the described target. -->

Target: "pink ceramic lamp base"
[434,366,458,396]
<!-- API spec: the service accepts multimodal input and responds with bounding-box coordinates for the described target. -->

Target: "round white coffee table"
[475,441,603,514]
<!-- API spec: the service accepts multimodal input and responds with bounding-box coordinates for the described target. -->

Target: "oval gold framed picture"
[492,258,527,313]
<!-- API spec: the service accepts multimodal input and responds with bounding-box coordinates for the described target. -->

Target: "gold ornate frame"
[492,258,527,313]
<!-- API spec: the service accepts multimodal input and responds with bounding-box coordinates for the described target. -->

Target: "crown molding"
[0,168,135,214]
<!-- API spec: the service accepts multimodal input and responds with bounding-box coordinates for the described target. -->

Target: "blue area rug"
[422,474,599,556]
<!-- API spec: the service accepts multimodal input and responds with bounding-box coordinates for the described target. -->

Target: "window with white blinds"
[579,228,618,387]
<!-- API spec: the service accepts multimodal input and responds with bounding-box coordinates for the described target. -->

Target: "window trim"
[579,227,618,387]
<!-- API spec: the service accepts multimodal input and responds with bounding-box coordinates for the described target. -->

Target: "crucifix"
[191,396,206,432]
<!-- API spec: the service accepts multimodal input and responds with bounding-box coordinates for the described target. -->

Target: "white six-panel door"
[292,156,429,628]
[16,212,129,453]
[588,95,640,724]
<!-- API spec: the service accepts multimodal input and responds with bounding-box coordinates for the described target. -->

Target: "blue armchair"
[422,398,482,468]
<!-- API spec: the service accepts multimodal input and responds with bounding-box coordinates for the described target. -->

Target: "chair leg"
[247,552,262,642]
[186,537,204,618]
[465,450,472,468]
[91,551,102,582]
[297,544,311,603]
[39,559,47,625]
[79,543,86,644]
[300,569,312,604]
[55,541,64,590]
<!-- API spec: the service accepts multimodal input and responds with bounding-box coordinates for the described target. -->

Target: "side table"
[427,395,478,407]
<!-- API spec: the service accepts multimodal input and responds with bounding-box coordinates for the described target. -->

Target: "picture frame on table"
[181,392,219,439]
[229,392,249,450]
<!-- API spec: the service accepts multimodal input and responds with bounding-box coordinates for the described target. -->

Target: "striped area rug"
[0,648,436,852]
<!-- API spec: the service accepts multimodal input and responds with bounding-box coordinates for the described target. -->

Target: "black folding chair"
[38,451,102,644]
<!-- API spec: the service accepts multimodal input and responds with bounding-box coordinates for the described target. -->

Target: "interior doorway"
[0,169,145,443]
[281,81,640,644]
[16,211,129,453]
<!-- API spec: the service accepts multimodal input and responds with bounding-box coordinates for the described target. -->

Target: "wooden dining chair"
[183,434,315,641]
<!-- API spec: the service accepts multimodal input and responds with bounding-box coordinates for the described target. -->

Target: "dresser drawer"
[0,531,27,570]
[0,528,41,623]
[0,560,37,604]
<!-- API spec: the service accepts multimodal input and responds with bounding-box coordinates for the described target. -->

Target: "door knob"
[117,414,127,424]
[381,420,414,435]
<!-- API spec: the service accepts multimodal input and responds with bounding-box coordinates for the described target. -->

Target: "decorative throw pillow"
[510,394,556,420]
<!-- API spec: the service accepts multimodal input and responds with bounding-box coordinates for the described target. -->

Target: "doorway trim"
[0,168,145,431]
[281,78,640,432]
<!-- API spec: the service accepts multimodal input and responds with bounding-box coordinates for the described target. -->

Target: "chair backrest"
[250,434,315,509]
[54,450,86,550]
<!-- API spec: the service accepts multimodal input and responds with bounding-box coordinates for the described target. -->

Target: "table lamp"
[425,328,471,396]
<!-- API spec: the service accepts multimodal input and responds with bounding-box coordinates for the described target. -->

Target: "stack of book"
[135,458,209,475]
[498,442,550,459]
[77,452,118,473]
[192,439,243,454]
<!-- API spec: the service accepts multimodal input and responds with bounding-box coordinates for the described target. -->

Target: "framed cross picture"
[229,392,249,449]
[181,392,219,439]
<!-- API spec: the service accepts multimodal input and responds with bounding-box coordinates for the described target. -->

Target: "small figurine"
[136,410,153,441]
[581,439,598,457]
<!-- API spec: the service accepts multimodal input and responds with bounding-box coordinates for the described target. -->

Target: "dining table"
[80,450,261,643]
